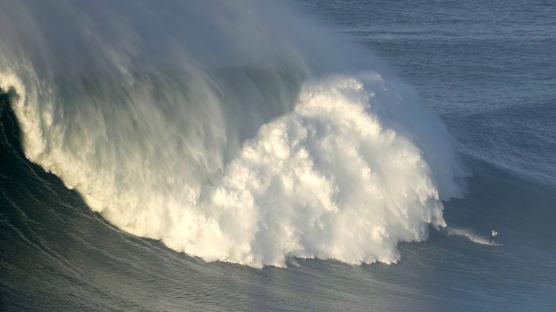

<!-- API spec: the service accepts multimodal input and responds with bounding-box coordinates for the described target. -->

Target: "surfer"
[489,230,498,244]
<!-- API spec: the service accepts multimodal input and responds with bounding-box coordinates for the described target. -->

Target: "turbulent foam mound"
[0,0,466,267]
[204,76,446,266]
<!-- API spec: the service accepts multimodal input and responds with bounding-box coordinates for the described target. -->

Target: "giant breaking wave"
[0,0,466,267]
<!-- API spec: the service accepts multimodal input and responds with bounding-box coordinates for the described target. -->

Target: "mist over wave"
[0,0,466,267]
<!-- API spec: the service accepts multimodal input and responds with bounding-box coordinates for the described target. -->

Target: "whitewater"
[0,0,469,268]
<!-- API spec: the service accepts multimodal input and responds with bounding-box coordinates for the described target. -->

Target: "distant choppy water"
[1,0,556,311]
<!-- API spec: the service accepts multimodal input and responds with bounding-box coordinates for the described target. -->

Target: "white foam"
[201,76,448,266]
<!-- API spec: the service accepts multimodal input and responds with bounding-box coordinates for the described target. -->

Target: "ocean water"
[1,0,555,311]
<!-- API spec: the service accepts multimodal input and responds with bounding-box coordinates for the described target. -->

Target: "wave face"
[0,0,466,267]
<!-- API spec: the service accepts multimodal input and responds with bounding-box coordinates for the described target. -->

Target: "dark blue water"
[2,1,556,311]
